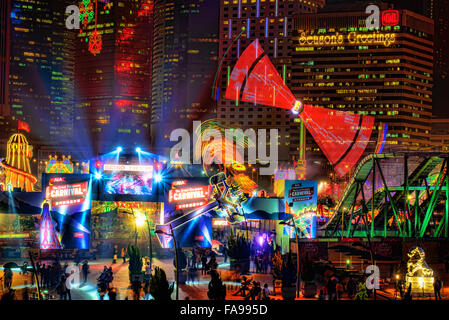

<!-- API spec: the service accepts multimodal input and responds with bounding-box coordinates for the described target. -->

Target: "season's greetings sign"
[284,180,318,239]
[298,31,396,47]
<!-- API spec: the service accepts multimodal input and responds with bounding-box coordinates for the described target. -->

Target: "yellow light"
[135,211,146,227]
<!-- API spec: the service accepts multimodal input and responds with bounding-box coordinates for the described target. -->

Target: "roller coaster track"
[323,153,449,238]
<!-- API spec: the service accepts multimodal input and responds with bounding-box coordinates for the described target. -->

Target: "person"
[326,276,337,300]
[121,247,126,263]
[318,289,326,300]
[403,283,412,301]
[191,249,197,269]
[246,281,261,300]
[106,267,114,288]
[233,276,251,297]
[208,256,218,271]
[57,275,69,300]
[261,283,272,300]
[336,281,344,300]
[434,277,442,300]
[201,254,208,275]
[347,277,356,299]
[112,245,118,264]
[4,267,13,290]
[108,287,117,300]
[82,260,89,283]
[222,245,228,263]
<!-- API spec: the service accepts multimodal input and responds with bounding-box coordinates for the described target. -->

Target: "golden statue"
[1,133,37,192]
[405,246,434,296]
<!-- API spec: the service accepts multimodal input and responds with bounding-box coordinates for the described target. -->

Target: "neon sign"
[298,31,396,47]
[168,186,210,203]
[45,182,88,206]
[103,164,154,173]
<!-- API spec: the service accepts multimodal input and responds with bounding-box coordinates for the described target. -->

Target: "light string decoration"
[88,0,102,55]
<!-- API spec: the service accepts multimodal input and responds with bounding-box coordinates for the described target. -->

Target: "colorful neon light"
[103,164,153,172]
[168,186,210,203]
[225,40,375,177]
[40,202,61,250]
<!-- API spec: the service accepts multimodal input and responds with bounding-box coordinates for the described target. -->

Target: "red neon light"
[225,40,375,177]
[194,236,204,241]
[49,177,66,184]
[172,180,187,187]
[168,186,210,203]
[73,232,85,238]
[382,10,399,27]
[175,201,206,210]
[46,182,88,199]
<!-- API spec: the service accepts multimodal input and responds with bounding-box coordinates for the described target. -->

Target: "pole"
[170,224,179,300]
[145,212,153,268]
[291,218,300,299]
[28,252,41,300]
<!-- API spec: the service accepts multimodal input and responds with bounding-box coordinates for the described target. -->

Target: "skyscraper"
[75,0,153,155]
[8,0,75,144]
[0,0,10,117]
[217,0,325,168]
[151,0,220,151]
[291,5,434,176]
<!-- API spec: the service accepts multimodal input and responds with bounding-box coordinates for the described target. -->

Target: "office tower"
[0,0,10,117]
[8,0,75,144]
[151,0,220,151]
[75,0,153,155]
[290,5,434,177]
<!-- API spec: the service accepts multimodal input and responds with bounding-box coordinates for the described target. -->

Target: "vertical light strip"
[274,37,277,57]
[265,17,268,38]
[275,0,278,16]
[237,39,240,57]
[283,64,286,83]
[227,65,230,85]
[228,19,232,39]
[238,0,241,18]
[284,17,287,37]
[256,0,259,17]
[247,18,250,38]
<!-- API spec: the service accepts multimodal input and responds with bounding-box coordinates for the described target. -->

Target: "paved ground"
[2,257,449,300]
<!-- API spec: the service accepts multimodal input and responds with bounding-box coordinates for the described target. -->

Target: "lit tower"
[1,133,37,191]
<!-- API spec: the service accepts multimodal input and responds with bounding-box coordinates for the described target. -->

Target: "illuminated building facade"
[75,0,153,154]
[151,0,219,150]
[431,118,449,152]
[291,6,434,175]
[217,0,325,165]
[1,133,37,192]
[8,0,75,143]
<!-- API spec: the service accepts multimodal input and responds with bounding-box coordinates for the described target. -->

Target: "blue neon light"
[228,19,232,39]
[265,17,268,37]
[247,18,250,38]
[256,0,259,17]
[284,17,287,36]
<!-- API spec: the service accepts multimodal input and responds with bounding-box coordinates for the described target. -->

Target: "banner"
[284,180,318,239]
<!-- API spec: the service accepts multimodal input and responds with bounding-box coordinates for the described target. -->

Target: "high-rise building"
[290,5,434,177]
[75,0,153,155]
[0,0,10,117]
[217,0,325,168]
[151,0,220,151]
[431,117,449,152]
[8,0,75,144]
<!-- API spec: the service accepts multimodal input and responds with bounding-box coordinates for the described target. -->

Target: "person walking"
[336,281,344,300]
[3,268,13,290]
[112,245,118,264]
[434,277,442,300]
[347,277,356,299]
[57,275,68,300]
[121,247,126,263]
[222,245,228,263]
[82,260,89,283]
[261,283,272,300]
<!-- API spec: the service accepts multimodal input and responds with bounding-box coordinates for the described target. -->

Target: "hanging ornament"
[79,0,94,28]
[88,29,102,55]
[88,0,102,55]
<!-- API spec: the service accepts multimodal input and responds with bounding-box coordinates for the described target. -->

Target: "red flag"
[18,120,30,133]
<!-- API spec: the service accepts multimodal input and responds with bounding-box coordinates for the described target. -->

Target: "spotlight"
[252,190,258,197]
[154,173,162,183]
[116,146,123,153]
[95,160,102,169]
[136,147,142,153]
[94,172,102,180]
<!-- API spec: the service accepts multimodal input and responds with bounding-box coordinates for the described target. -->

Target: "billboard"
[103,164,153,195]
[42,174,92,249]
[284,180,318,239]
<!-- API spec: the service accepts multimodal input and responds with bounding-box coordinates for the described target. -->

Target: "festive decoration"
[88,0,102,55]
[79,0,94,28]
[0,133,37,192]
[225,40,375,177]
[88,29,102,56]
[45,155,74,174]
[405,246,434,295]
[39,202,61,250]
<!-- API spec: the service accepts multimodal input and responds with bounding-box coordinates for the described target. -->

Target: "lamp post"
[280,219,301,299]
[155,224,179,300]
[144,212,153,269]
